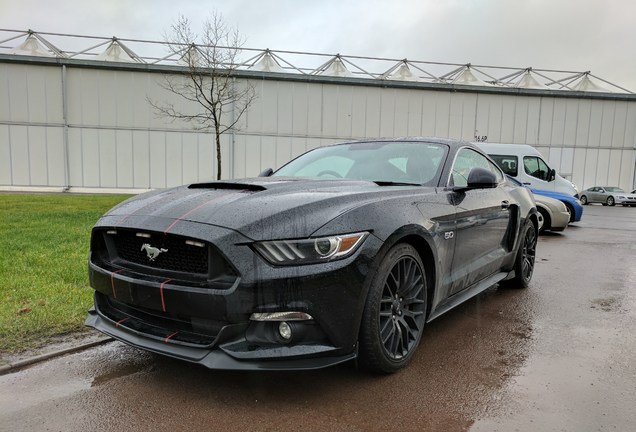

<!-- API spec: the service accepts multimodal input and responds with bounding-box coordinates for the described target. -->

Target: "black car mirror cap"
[548,168,556,182]
[467,167,498,189]
[259,168,274,177]
[451,168,498,192]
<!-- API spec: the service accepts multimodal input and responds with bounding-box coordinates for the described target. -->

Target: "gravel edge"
[0,337,113,375]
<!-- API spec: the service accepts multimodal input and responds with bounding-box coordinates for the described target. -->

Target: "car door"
[447,148,513,295]
[522,155,554,191]
[589,187,603,203]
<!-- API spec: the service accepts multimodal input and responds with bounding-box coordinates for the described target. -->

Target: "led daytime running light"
[254,232,368,265]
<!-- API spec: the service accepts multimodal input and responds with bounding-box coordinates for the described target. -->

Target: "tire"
[564,203,575,223]
[504,222,537,289]
[607,196,615,206]
[358,243,427,373]
[580,195,588,205]
[537,207,550,233]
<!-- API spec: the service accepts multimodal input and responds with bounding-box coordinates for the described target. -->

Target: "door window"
[489,155,518,176]
[523,156,550,181]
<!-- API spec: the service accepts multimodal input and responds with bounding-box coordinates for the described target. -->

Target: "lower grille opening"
[96,292,219,347]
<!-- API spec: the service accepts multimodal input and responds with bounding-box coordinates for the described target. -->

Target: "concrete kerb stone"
[0,337,113,375]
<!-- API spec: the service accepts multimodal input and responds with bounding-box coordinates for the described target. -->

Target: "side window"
[487,159,504,183]
[489,155,518,176]
[524,156,550,181]
[450,148,502,187]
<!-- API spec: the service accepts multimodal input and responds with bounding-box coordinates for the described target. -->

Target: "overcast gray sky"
[2,0,635,91]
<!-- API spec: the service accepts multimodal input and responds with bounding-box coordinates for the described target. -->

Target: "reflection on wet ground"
[1,206,635,431]
[0,283,537,431]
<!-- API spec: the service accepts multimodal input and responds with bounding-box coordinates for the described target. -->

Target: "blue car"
[530,189,583,223]
[505,175,583,223]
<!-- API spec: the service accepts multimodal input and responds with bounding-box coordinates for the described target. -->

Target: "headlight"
[253,232,368,266]
[618,195,625,199]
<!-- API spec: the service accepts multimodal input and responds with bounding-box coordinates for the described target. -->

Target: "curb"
[0,337,113,375]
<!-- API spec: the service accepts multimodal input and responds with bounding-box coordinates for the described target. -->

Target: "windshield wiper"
[373,180,421,186]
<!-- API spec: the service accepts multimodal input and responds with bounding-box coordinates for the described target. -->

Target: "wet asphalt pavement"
[1,205,635,432]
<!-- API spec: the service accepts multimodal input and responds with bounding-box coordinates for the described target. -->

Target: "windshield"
[273,141,448,186]
[604,187,624,192]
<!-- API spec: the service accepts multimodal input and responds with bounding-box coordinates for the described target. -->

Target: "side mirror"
[467,167,498,189]
[258,168,273,177]
[454,167,498,192]
[548,168,556,182]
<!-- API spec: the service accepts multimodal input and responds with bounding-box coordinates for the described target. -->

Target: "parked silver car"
[580,187,636,207]
[535,195,570,233]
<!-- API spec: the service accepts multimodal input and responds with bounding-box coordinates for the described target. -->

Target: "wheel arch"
[528,211,539,233]
[365,226,439,321]
[536,204,551,232]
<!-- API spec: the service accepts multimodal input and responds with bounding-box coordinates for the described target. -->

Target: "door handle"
[501,200,510,209]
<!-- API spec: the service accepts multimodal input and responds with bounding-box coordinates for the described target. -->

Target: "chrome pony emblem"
[141,243,168,261]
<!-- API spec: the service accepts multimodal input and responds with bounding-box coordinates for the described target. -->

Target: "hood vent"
[188,182,267,191]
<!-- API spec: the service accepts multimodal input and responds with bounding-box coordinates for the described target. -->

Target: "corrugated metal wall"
[1,60,635,192]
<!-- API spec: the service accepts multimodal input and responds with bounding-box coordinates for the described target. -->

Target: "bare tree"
[149,13,256,180]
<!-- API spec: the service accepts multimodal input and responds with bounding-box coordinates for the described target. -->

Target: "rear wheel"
[359,243,427,373]
[580,195,588,205]
[505,222,537,289]
[607,196,615,206]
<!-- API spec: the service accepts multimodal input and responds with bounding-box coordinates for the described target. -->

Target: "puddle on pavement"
[91,362,149,387]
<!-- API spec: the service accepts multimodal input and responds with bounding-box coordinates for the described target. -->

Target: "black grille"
[109,230,208,274]
[96,293,218,346]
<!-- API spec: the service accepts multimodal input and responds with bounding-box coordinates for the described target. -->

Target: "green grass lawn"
[0,193,131,353]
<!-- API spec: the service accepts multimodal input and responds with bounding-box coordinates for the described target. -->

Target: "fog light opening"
[278,321,292,341]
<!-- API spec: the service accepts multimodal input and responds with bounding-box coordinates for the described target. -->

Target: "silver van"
[477,143,579,197]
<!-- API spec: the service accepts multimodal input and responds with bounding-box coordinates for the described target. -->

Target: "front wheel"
[580,195,588,205]
[358,243,427,373]
[565,203,575,223]
[607,196,615,206]
[505,222,537,289]
[537,208,550,233]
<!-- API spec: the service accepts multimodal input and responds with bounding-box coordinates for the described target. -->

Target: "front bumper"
[86,305,356,370]
[616,197,636,206]
[86,223,383,370]
[550,209,571,231]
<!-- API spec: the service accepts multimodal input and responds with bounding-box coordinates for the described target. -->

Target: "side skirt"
[426,272,508,323]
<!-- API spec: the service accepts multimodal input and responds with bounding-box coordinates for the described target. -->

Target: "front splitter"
[85,309,356,371]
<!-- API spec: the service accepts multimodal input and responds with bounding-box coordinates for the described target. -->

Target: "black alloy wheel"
[359,243,427,373]
[505,222,537,289]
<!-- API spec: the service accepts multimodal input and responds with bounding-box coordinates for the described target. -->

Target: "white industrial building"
[1,29,635,194]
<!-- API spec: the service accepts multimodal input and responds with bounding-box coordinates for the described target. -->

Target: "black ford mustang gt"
[86,138,538,373]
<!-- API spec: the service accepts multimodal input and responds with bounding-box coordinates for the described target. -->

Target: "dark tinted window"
[489,154,518,176]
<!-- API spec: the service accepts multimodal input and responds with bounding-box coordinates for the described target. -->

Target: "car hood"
[100,177,434,240]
